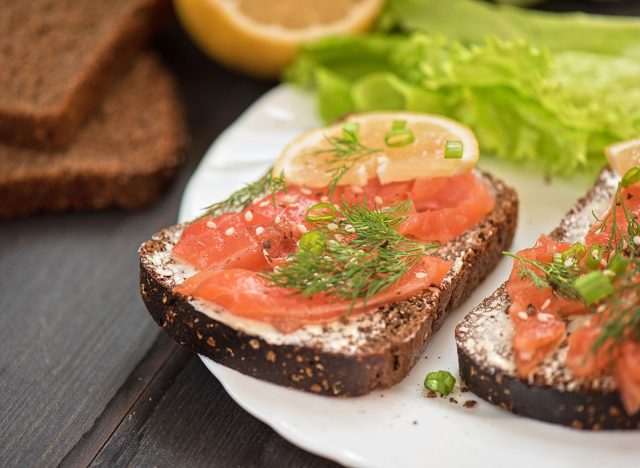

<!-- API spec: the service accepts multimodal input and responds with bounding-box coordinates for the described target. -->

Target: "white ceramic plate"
[178,85,639,468]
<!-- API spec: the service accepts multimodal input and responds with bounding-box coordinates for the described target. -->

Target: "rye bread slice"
[0,0,171,149]
[456,168,640,430]
[138,171,518,396]
[0,54,188,220]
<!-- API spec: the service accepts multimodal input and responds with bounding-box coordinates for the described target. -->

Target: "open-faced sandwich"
[139,112,518,396]
[457,140,640,429]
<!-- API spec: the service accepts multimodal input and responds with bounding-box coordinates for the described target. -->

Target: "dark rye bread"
[0,0,171,149]
[0,54,188,220]
[456,168,640,430]
[138,171,518,396]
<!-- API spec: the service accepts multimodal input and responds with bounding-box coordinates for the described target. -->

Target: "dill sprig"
[592,184,640,257]
[503,252,583,301]
[196,168,286,221]
[313,123,381,195]
[263,200,437,307]
[593,257,640,352]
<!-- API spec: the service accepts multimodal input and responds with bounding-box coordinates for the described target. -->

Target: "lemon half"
[174,0,384,79]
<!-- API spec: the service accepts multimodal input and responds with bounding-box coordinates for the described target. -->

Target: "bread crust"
[456,168,640,429]
[139,171,518,396]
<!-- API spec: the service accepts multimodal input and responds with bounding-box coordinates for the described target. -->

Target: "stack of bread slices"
[0,0,188,220]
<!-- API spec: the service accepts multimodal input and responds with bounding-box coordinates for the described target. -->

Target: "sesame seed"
[320,196,329,202]
[374,196,383,205]
[537,313,553,322]
[289,202,300,208]
[244,211,254,222]
[351,185,364,194]
[225,227,235,236]
[634,235,640,246]
[603,269,616,277]
[300,187,312,195]
[275,216,281,224]
[255,226,264,236]
[518,311,528,320]
[297,224,308,234]
[259,200,270,207]
[564,258,575,267]
[327,223,339,231]
[206,221,217,229]
[344,224,356,233]
[415,272,427,279]
[540,299,551,311]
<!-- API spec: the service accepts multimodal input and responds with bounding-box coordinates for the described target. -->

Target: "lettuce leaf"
[381,0,640,60]
[286,34,640,175]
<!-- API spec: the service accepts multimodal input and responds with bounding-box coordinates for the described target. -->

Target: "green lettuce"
[381,0,640,60]
[286,32,640,175]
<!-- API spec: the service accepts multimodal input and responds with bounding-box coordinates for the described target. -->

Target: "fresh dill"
[313,123,381,195]
[503,251,582,301]
[263,200,437,307]
[196,168,286,221]
[505,175,640,357]
[592,184,640,256]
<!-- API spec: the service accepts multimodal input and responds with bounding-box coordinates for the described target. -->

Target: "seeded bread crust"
[0,0,171,149]
[0,54,188,220]
[139,171,518,396]
[456,168,640,430]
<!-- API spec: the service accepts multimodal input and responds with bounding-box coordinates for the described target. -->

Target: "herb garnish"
[503,251,582,301]
[263,200,436,307]
[196,168,286,221]
[313,122,381,196]
[504,170,640,356]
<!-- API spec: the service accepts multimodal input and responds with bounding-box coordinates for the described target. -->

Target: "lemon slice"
[174,0,384,79]
[606,138,640,177]
[273,112,480,188]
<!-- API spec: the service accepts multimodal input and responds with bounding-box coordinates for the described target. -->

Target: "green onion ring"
[298,230,325,255]
[444,140,464,159]
[574,271,615,304]
[621,167,640,188]
[585,243,604,270]
[306,202,337,224]
[384,120,415,148]
[424,370,456,396]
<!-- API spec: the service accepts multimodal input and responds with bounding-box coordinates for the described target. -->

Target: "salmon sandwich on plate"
[457,138,640,429]
[139,112,518,396]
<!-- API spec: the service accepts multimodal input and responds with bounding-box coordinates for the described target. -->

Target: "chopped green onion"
[607,253,629,277]
[621,167,640,188]
[561,242,586,262]
[342,122,360,143]
[444,140,464,159]
[574,271,615,304]
[585,243,604,270]
[424,370,456,396]
[384,120,415,147]
[298,231,325,255]
[306,202,337,223]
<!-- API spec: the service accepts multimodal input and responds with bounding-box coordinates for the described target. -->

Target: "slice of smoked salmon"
[507,235,588,318]
[399,173,495,243]
[566,323,617,378]
[174,256,452,332]
[616,340,640,415]
[173,188,318,270]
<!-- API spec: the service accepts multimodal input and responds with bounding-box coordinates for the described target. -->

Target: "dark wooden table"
[2,2,639,467]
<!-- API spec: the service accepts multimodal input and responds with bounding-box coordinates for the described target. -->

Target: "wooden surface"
[1,2,639,467]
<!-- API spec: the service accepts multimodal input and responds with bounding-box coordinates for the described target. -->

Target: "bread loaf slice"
[139,171,517,396]
[456,168,640,430]
[0,54,187,220]
[0,0,171,149]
